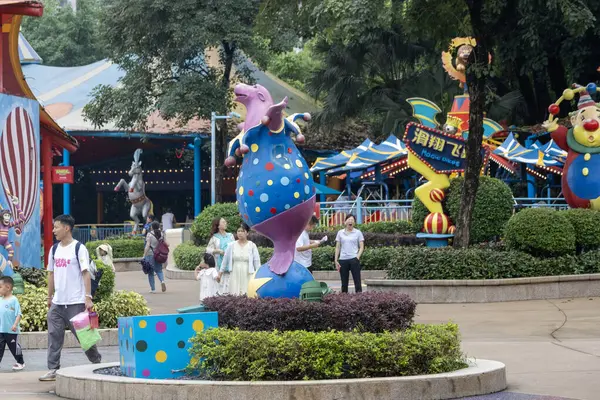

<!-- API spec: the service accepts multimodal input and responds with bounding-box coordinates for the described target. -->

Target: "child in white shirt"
[195,253,219,301]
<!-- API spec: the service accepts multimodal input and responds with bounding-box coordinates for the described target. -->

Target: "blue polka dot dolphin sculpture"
[225,83,315,298]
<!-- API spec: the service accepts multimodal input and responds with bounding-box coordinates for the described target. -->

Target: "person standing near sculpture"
[143,222,167,294]
[334,215,365,293]
[206,218,234,293]
[161,209,175,231]
[40,215,101,382]
[217,223,260,295]
[295,216,327,274]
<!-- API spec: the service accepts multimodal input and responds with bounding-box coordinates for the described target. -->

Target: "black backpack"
[51,242,103,296]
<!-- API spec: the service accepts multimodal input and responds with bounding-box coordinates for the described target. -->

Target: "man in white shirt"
[39,215,101,382]
[161,209,176,231]
[294,216,327,273]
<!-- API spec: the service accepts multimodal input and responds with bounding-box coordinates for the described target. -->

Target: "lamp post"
[211,111,241,205]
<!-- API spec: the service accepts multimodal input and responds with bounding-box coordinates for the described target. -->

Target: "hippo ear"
[258,92,266,102]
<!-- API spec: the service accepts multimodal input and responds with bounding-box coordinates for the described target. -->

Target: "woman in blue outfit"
[143,221,167,293]
[205,217,234,293]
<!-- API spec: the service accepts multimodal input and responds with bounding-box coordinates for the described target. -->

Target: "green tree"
[82,0,272,201]
[21,0,107,67]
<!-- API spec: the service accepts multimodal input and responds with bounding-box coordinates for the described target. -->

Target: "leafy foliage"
[385,247,600,280]
[95,290,150,329]
[16,284,48,332]
[173,242,205,271]
[85,238,145,259]
[505,208,576,257]
[21,0,107,67]
[190,203,242,243]
[268,42,321,91]
[18,267,47,288]
[203,292,415,332]
[93,260,115,303]
[559,209,600,253]
[188,323,466,380]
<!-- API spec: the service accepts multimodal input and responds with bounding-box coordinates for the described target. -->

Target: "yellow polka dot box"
[118,312,218,379]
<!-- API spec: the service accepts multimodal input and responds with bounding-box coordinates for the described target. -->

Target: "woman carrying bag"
[143,221,167,293]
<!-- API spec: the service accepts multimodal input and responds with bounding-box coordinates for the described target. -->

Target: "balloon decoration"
[226,83,315,298]
[543,82,600,209]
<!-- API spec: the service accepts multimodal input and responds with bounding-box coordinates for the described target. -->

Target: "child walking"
[0,276,25,371]
[195,253,220,301]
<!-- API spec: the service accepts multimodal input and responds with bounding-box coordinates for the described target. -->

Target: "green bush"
[313,220,416,234]
[18,267,47,288]
[94,260,115,303]
[189,323,466,380]
[412,177,514,243]
[85,238,145,259]
[191,203,242,243]
[17,284,48,332]
[410,197,430,234]
[559,209,600,252]
[505,208,575,256]
[385,246,600,280]
[96,290,150,329]
[174,241,275,271]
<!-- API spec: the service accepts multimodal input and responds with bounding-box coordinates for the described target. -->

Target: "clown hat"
[575,84,596,109]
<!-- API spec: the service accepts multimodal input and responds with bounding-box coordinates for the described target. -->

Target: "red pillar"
[42,133,53,269]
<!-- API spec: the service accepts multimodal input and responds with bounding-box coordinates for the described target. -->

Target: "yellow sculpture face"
[571,106,600,147]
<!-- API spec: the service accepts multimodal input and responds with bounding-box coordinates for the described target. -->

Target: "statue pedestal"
[416,233,454,248]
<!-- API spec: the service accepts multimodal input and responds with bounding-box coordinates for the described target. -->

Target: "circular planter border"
[365,273,600,303]
[55,359,506,400]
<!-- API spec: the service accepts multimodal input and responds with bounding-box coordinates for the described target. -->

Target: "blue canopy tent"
[327,134,408,174]
[493,133,565,167]
[310,139,374,173]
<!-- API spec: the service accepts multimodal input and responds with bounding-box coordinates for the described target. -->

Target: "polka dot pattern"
[139,320,147,329]
[155,321,167,334]
[192,320,205,332]
[234,119,316,227]
[155,350,167,363]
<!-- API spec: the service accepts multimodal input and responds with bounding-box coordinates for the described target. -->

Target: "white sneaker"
[39,369,57,381]
[149,290,156,294]
[12,363,24,371]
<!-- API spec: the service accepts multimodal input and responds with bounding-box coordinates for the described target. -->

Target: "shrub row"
[85,238,145,259]
[188,323,466,381]
[174,241,397,272]
[202,292,415,332]
[17,284,150,332]
[248,231,424,248]
[386,246,600,280]
[505,208,600,256]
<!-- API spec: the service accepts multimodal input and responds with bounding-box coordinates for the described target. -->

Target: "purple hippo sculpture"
[225,83,315,298]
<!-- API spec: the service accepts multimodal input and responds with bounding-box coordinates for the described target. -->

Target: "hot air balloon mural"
[0,98,41,273]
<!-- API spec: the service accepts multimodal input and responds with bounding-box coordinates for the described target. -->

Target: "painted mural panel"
[0,94,40,274]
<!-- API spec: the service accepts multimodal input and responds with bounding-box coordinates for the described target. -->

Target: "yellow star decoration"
[247,271,273,298]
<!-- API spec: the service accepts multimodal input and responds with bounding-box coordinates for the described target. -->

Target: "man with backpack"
[143,221,169,293]
[40,215,101,382]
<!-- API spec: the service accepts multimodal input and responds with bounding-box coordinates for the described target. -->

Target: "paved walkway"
[0,271,598,399]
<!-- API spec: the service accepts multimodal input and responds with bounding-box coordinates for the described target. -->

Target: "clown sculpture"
[543,83,600,209]
[0,194,25,271]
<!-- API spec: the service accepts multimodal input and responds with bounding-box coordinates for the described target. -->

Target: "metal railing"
[73,223,193,243]
[71,198,569,235]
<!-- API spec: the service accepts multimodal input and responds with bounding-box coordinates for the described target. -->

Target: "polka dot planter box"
[118,312,218,379]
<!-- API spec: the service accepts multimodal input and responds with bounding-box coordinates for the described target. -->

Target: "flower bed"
[202,292,415,332]
[188,323,466,380]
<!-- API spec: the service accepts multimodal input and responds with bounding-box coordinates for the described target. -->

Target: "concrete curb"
[19,329,119,350]
[166,264,387,281]
[55,359,506,400]
[366,273,600,303]
[114,258,143,273]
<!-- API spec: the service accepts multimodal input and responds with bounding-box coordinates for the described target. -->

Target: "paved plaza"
[0,271,598,399]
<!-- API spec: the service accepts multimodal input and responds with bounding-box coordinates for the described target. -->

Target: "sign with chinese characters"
[403,123,488,174]
[51,166,74,184]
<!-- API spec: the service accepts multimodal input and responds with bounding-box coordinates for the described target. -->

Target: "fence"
[72,198,569,237]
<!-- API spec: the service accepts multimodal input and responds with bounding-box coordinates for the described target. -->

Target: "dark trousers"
[0,332,25,364]
[339,258,362,293]
[47,303,102,370]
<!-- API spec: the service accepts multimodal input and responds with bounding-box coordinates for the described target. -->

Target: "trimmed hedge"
[203,292,415,332]
[85,238,145,259]
[174,241,400,272]
[95,290,150,329]
[505,208,575,257]
[412,176,513,244]
[313,220,416,234]
[559,208,600,252]
[188,323,466,380]
[248,231,424,248]
[386,246,600,280]
[191,203,242,243]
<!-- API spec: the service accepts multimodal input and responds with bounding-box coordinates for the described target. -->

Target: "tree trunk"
[454,0,488,248]
[532,70,551,122]
[215,41,236,203]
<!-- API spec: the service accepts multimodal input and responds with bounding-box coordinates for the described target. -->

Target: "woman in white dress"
[206,217,235,293]
[217,223,261,296]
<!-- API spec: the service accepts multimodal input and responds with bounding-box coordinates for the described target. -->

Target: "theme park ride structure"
[226,83,314,298]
